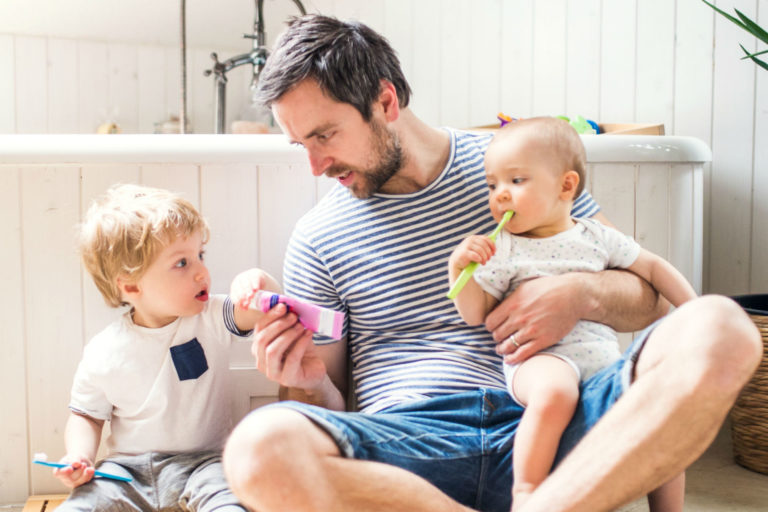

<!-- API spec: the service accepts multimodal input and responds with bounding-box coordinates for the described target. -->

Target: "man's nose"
[307,149,332,177]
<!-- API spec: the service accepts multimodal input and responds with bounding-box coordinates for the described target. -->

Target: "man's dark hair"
[256,14,411,121]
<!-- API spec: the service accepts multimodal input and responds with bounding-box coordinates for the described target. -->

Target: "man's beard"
[327,118,404,199]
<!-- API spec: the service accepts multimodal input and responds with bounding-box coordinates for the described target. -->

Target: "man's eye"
[488,184,496,190]
[512,178,524,184]
[199,251,205,261]
[175,258,187,268]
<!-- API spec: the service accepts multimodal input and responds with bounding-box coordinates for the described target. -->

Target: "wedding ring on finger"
[508,334,520,348]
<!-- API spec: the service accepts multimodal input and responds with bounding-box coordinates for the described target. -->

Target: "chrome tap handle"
[204,52,227,83]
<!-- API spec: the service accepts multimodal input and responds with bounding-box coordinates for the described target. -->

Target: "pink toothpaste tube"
[247,291,344,340]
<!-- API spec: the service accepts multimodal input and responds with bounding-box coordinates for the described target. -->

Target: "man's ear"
[560,170,580,200]
[377,79,400,122]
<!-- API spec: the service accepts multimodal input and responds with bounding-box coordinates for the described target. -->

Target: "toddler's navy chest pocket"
[170,338,209,381]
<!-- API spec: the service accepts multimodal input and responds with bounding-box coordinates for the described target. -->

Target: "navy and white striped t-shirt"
[283,128,600,413]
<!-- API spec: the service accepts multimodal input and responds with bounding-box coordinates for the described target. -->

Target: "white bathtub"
[0,133,710,501]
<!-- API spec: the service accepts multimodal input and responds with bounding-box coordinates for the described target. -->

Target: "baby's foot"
[511,482,536,512]
[511,491,532,512]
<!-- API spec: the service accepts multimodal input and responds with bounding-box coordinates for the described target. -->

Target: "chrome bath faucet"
[204,0,306,134]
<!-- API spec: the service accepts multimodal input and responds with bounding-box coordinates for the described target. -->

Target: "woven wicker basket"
[730,294,768,475]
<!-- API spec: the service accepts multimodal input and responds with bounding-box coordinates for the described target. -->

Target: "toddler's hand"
[230,268,272,309]
[449,235,496,271]
[53,454,95,488]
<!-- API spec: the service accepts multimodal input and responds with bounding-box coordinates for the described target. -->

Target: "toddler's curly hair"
[79,184,209,307]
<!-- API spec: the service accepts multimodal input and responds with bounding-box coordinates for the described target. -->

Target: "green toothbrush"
[446,210,515,300]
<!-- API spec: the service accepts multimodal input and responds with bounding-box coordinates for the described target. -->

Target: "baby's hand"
[53,454,95,488]
[449,235,496,271]
[230,268,273,309]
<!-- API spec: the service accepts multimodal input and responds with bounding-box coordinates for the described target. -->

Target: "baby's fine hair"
[493,117,587,197]
[79,184,209,307]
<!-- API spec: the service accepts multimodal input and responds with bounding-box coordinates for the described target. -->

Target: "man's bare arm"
[278,337,349,410]
[582,268,669,331]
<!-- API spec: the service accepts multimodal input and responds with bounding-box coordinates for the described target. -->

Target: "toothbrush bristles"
[33,452,48,461]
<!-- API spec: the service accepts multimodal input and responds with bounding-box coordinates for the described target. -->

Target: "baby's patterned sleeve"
[601,225,642,269]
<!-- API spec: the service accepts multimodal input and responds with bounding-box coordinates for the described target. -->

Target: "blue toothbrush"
[33,454,133,482]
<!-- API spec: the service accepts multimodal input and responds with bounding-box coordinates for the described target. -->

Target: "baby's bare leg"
[647,472,685,512]
[510,355,580,511]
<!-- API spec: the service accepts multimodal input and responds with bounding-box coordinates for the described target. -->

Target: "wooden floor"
[18,495,67,512]
[618,422,768,511]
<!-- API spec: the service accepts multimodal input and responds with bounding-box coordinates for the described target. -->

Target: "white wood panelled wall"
[1,0,765,294]
[0,35,253,135]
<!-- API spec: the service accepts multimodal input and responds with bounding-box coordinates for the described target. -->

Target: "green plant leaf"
[740,48,768,59]
[740,44,768,71]
[702,0,767,71]
[701,0,750,32]
[751,57,768,71]
[735,8,768,44]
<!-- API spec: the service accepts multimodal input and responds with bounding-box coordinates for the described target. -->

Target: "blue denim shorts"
[265,322,655,512]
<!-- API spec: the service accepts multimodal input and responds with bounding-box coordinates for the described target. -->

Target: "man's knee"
[640,295,761,391]
[676,295,762,389]
[705,294,761,378]
[223,407,319,499]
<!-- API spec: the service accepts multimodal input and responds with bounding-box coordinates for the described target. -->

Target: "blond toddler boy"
[52,184,279,511]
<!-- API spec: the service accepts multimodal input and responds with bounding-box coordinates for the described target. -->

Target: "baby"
[448,117,695,511]
[52,184,279,511]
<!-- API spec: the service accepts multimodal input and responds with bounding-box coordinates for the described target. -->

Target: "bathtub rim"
[0,133,711,165]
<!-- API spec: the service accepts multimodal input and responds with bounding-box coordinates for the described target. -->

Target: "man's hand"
[252,302,328,391]
[485,273,588,364]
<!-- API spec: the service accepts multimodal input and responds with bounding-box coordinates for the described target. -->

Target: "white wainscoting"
[0,133,708,502]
